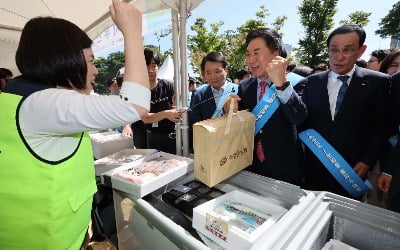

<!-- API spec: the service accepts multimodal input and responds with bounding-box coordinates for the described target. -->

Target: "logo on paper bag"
[219,147,248,167]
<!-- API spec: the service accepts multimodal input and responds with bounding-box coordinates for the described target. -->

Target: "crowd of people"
[187,25,400,213]
[1,0,400,248]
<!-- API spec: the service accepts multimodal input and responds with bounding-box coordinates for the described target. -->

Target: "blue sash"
[252,73,303,135]
[299,129,372,197]
[212,82,238,118]
[388,125,400,147]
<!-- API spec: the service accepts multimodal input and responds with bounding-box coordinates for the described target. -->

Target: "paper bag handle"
[224,96,235,135]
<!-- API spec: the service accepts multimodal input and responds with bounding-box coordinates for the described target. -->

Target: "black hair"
[370,49,390,62]
[144,48,161,66]
[0,68,13,78]
[200,51,228,72]
[379,48,400,74]
[245,28,283,55]
[311,63,329,74]
[327,24,366,48]
[235,69,251,80]
[292,66,313,77]
[16,17,92,89]
[116,75,124,87]
[356,58,367,68]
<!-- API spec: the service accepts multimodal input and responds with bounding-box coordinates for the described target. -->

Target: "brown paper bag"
[193,100,255,187]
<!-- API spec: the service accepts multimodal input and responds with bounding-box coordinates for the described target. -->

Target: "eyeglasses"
[367,59,379,64]
[328,48,357,57]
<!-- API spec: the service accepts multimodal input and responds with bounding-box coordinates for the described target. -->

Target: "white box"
[94,148,157,185]
[110,152,194,199]
[89,131,134,159]
[192,190,287,250]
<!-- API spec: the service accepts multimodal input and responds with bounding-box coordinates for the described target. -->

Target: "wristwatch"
[276,81,290,91]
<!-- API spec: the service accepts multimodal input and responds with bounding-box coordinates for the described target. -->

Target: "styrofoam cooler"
[111,170,400,250]
[89,131,134,159]
[274,191,400,250]
[112,171,316,250]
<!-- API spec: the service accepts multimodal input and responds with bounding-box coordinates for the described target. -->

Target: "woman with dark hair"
[379,48,400,75]
[0,1,150,249]
[367,49,389,71]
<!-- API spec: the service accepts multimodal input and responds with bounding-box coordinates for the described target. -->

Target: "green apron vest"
[0,92,97,250]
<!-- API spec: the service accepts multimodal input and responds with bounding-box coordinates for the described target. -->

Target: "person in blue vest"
[0,1,150,249]
[224,28,308,186]
[189,51,238,152]
[296,24,390,200]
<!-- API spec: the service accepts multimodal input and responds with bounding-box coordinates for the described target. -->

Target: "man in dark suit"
[298,24,390,199]
[189,52,237,152]
[189,52,235,125]
[226,28,308,185]
[378,71,400,212]
[378,136,400,213]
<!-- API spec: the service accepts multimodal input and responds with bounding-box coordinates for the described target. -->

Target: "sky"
[94,0,399,76]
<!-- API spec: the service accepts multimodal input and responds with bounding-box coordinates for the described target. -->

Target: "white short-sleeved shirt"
[19,81,150,161]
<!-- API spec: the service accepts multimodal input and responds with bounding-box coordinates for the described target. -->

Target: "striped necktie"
[256,80,267,162]
[335,75,349,116]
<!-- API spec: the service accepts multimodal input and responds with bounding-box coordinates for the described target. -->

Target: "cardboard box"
[192,190,287,250]
[110,152,194,199]
[89,131,134,159]
[193,110,255,187]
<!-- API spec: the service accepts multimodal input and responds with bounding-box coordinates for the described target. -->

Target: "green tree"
[339,11,371,27]
[187,5,286,80]
[187,18,227,75]
[93,51,125,94]
[295,0,338,68]
[375,1,400,41]
[228,5,276,78]
[153,27,172,52]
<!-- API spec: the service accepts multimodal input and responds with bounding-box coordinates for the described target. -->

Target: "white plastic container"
[192,190,287,250]
[89,131,134,159]
[110,152,194,199]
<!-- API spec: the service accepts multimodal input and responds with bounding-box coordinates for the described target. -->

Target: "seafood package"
[213,202,271,234]
[115,158,187,184]
[192,190,287,250]
[111,152,194,199]
[94,149,157,184]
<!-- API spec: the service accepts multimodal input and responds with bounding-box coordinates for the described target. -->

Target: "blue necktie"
[335,75,349,116]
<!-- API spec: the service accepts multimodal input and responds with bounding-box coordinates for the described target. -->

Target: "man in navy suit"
[378,71,400,212]
[226,28,308,185]
[189,52,237,152]
[297,25,390,199]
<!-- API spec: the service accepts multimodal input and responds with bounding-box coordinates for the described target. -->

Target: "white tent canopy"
[118,55,174,81]
[0,0,200,72]
[0,0,203,156]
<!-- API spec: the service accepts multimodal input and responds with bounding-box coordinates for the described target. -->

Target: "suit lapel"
[249,77,258,108]
[204,85,216,117]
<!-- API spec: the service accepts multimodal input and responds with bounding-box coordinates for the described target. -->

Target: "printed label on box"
[205,213,228,242]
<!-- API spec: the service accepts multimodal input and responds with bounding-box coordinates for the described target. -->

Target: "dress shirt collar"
[329,66,356,85]
[211,81,228,93]
[257,78,272,87]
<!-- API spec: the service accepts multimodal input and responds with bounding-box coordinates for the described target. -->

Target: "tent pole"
[179,0,190,157]
[171,8,183,156]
